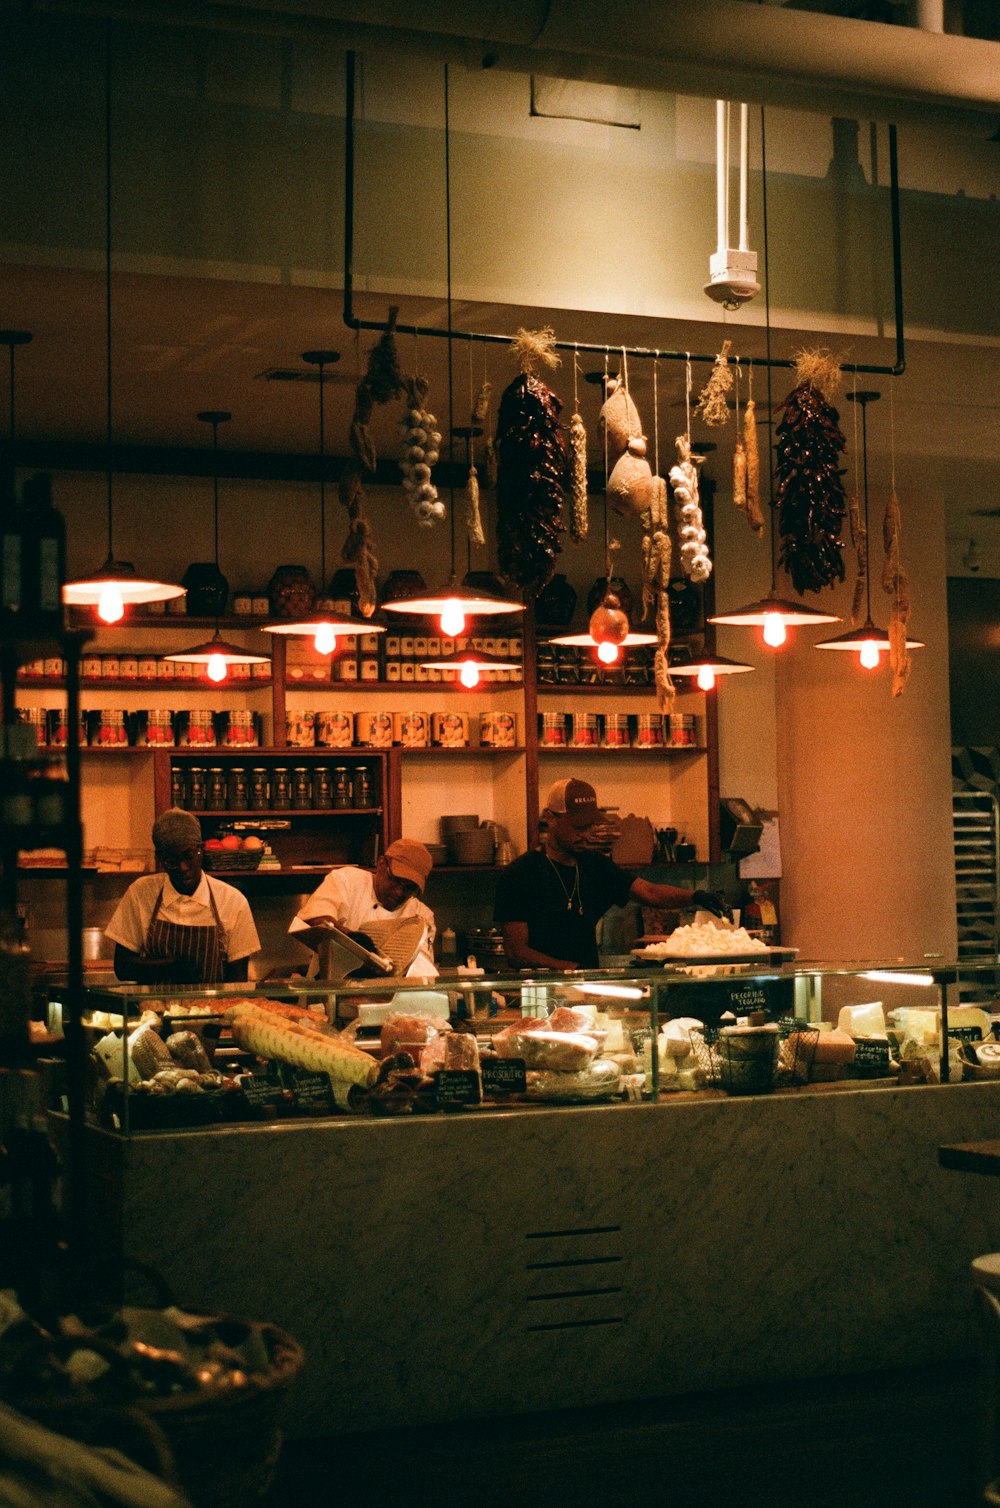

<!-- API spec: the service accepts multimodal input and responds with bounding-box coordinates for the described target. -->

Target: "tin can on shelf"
[95,709,128,747]
[393,710,430,748]
[227,767,249,811]
[312,766,332,808]
[170,767,187,807]
[540,711,567,747]
[232,594,252,615]
[570,712,600,747]
[315,709,353,748]
[157,658,175,680]
[360,656,380,682]
[100,655,120,680]
[17,708,47,746]
[635,712,664,748]
[272,767,292,809]
[336,653,359,681]
[602,712,630,748]
[249,767,269,810]
[143,710,174,748]
[431,711,469,748]
[352,765,373,808]
[138,655,158,682]
[207,767,228,810]
[251,595,270,616]
[81,654,103,680]
[356,710,393,748]
[228,661,251,681]
[332,767,351,808]
[286,709,316,748]
[44,657,65,680]
[668,713,697,747]
[251,661,271,680]
[187,767,207,810]
[184,709,216,747]
[480,710,517,748]
[119,654,138,681]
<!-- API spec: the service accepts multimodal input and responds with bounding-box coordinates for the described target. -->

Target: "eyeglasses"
[159,844,203,867]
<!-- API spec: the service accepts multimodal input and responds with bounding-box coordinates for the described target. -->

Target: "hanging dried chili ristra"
[495,328,568,590]
[775,352,848,595]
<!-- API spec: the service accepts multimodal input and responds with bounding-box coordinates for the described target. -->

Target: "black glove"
[691,889,733,922]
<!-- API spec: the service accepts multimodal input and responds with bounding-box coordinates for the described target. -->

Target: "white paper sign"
[739,817,782,878]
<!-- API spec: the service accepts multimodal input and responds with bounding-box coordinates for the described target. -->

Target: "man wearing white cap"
[495,778,729,971]
[289,838,437,978]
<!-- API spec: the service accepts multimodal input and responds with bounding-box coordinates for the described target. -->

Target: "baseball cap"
[544,778,599,828]
[384,838,433,892]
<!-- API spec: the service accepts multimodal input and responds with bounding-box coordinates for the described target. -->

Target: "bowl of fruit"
[202,834,265,871]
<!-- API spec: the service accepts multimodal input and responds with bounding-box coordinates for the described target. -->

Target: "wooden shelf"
[399,745,525,756]
[537,744,706,755]
[285,679,523,692]
[20,678,272,691]
[535,682,661,696]
[195,807,381,818]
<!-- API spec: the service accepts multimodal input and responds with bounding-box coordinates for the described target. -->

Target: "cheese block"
[837,1002,886,1038]
[811,1027,856,1065]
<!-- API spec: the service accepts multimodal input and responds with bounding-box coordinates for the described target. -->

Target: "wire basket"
[203,848,263,872]
[776,1020,820,1086]
[689,1025,780,1095]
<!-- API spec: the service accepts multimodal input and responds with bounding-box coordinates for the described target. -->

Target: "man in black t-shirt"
[494,778,729,971]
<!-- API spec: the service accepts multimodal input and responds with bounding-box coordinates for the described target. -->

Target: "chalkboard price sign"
[851,1037,892,1077]
[288,1070,335,1113]
[481,1056,527,1094]
[239,1074,281,1109]
[435,1069,483,1109]
[947,1025,984,1044]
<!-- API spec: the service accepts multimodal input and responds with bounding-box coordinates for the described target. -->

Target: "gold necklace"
[546,854,583,916]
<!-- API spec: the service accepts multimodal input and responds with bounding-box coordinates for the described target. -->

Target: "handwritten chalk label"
[435,1069,483,1108]
[288,1070,334,1112]
[481,1057,527,1094]
[239,1074,280,1108]
[851,1037,891,1076]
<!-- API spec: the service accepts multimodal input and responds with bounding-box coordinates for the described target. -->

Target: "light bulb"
[859,639,880,670]
[596,640,620,665]
[459,658,480,689]
[314,621,336,655]
[98,583,125,624]
[207,652,228,683]
[762,612,787,648]
[696,663,716,691]
[440,599,466,637]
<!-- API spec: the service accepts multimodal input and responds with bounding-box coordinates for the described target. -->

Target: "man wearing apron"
[105,808,261,984]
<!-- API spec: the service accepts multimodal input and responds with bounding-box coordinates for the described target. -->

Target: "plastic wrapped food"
[493,1026,598,1072]
[380,1012,447,1057]
[166,1030,212,1073]
[444,1033,480,1072]
[523,1058,621,1101]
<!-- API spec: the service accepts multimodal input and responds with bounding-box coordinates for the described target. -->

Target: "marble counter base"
[83,1082,1000,1438]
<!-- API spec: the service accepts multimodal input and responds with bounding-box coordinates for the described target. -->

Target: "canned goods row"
[286,709,520,749]
[18,707,262,749]
[538,711,698,748]
[170,762,376,812]
[20,654,271,683]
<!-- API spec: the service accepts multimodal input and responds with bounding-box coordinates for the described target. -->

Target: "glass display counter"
[74,956,999,1134]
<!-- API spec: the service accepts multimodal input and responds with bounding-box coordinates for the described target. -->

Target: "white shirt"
[105,873,261,963]
[290,866,436,978]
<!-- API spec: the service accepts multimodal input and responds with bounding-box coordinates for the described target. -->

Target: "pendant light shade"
[263,350,384,651]
[419,646,523,690]
[668,651,756,692]
[63,22,183,621]
[815,389,924,669]
[381,65,524,636]
[163,411,269,682]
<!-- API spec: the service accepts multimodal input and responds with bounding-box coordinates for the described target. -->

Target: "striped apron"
[144,878,227,984]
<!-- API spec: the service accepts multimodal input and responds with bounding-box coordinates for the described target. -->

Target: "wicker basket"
[203,849,263,873]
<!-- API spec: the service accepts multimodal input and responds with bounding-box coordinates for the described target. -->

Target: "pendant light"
[381,62,524,635]
[669,651,755,693]
[162,412,270,684]
[815,390,924,667]
[63,22,183,622]
[708,105,839,649]
[263,349,383,653]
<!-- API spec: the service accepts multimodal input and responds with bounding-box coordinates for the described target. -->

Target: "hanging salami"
[775,352,847,596]
[495,328,568,590]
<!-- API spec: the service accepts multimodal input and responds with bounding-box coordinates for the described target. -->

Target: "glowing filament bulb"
[696,663,716,691]
[207,652,228,683]
[440,599,466,637]
[314,621,336,655]
[98,583,125,624]
[859,639,880,670]
[459,658,480,689]
[762,612,787,648]
[596,640,620,665]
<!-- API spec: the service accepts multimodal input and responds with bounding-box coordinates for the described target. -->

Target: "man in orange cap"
[290,838,436,977]
[495,778,729,971]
